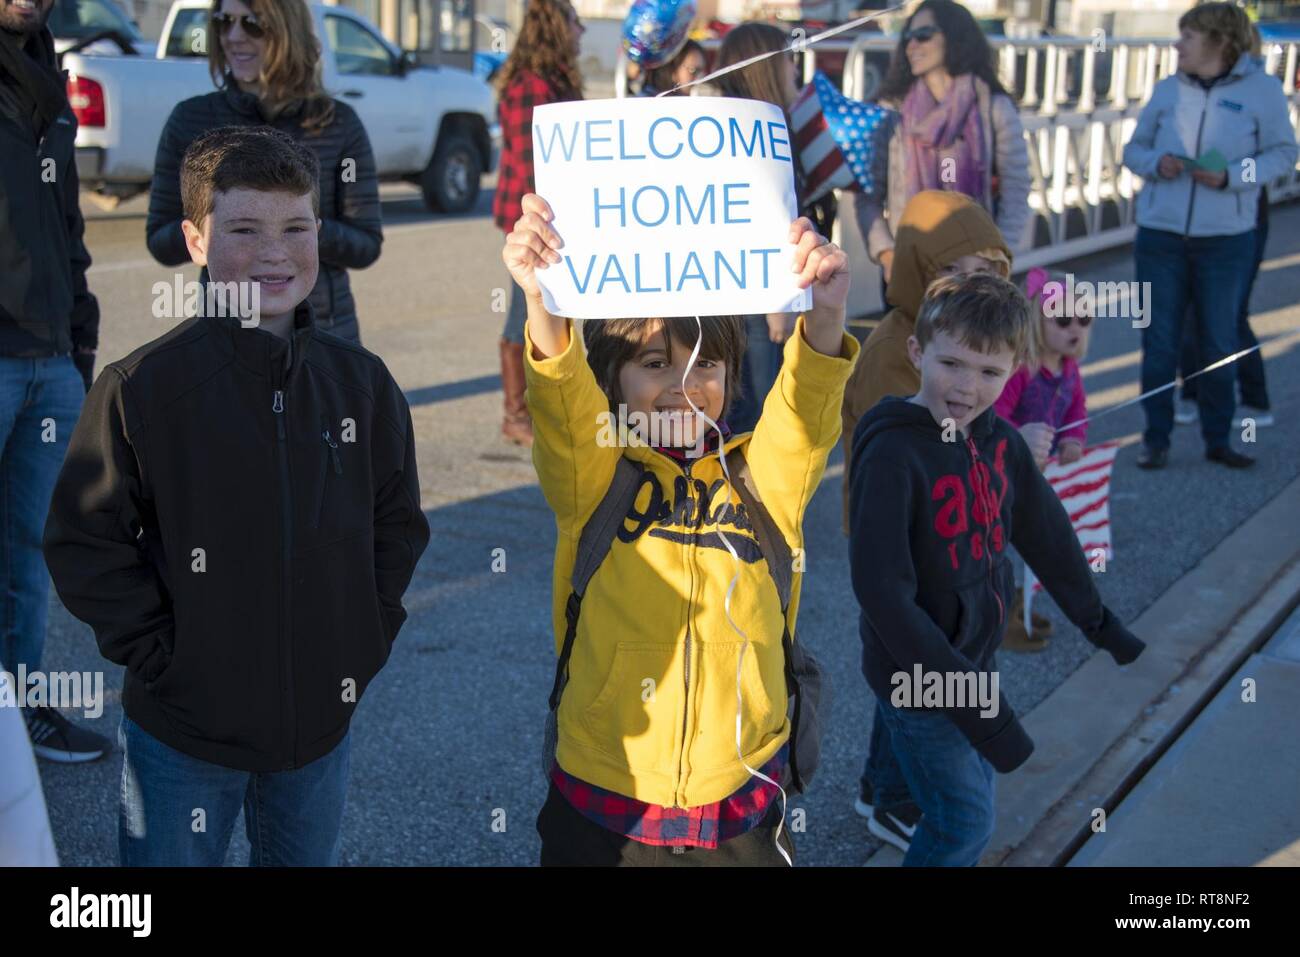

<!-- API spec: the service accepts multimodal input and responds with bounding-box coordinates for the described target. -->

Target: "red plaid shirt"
[552,746,788,849]
[493,71,580,232]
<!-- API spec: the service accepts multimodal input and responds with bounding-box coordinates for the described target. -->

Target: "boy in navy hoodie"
[848,273,1144,866]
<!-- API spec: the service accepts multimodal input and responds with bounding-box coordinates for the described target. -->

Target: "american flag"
[789,71,896,206]
[1024,442,1120,619]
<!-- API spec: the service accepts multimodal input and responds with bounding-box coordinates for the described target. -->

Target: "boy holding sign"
[504,192,857,866]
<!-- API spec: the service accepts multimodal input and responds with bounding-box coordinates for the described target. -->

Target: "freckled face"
[183,187,320,324]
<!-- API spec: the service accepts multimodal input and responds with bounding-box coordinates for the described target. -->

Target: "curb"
[990,474,1300,866]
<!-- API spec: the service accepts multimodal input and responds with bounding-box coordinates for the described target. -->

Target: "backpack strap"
[548,457,645,711]
[724,447,792,613]
[725,446,813,789]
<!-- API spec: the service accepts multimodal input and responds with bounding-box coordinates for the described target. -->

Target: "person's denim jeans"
[1179,220,1270,410]
[1136,227,1256,452]
[873,698,997,867]
[118,715,351,866]
[0,356,84,681]
[729,315,783,434]
[861,699,913,809]
[502,279,528,345]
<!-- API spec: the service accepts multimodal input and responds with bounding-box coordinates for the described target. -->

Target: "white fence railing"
[617,35,1300,314]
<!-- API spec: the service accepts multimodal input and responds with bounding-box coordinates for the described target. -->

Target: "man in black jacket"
[0,0,107,763]
[44,126,429,866]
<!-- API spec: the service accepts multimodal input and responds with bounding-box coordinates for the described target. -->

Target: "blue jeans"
[861,699,913,808]
[118,715,350,866]
[873,698,997,867]
[502,279,528,344]
[1136,227,1255,452]
[729,315,783,434]
[1179,220,1269,410]
[0,356,83,680]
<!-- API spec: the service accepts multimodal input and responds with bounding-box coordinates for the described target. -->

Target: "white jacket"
[1123,54,1298,237]
[855,82,1033,261]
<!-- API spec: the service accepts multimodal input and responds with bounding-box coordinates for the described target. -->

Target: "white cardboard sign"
[530,97,813,320]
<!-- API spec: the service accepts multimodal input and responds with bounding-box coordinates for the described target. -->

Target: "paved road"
[37,184,1300,866]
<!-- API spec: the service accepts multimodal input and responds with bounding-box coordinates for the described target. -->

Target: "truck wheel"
[422,133,481,214]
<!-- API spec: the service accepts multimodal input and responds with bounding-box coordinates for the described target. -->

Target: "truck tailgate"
[64,53,213,185]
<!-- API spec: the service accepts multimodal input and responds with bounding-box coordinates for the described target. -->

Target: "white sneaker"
[1234,406,1274,428]
[1174,399,1198,425]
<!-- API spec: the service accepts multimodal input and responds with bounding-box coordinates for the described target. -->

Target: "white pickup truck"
[63,0,498,212]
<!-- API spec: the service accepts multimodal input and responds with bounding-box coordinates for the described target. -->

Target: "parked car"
[62,0,498,212]
[50,0,155,56]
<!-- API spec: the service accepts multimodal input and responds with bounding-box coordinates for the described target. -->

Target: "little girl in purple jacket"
[996,268,1093,469]
[996,267,1094,651]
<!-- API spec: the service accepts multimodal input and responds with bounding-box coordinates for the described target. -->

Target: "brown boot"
[499,337,533,447]
[1004,587,1049,653]
[1023,586,1053,637]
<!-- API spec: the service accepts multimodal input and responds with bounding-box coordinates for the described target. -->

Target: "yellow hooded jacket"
[524,315,858,808]
[840,191,1012,533]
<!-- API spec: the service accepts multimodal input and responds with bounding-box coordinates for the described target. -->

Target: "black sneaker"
[23,705,109,763]
[1206,447,1255,469]
[869,801,922,854]
[1136,445,1169,470]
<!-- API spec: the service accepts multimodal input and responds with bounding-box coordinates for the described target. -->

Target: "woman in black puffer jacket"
[147,0,381,344]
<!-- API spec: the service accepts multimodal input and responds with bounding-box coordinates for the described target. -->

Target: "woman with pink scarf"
[856,0,1031,285]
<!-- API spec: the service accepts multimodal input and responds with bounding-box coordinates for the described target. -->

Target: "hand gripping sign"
[530,97,814,320]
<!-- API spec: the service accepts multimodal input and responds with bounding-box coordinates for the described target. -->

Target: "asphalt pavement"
[35,185,1300,866]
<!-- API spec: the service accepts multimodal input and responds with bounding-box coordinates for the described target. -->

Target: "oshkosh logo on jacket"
[618,468,764,563]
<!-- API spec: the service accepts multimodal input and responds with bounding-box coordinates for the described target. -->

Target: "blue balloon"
[622,0,696,69]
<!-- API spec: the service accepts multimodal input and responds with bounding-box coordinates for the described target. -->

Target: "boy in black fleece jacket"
[848,273,1143,866]
[42,127,428,866]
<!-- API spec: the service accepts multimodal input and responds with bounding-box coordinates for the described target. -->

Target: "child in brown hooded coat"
[840,191,1013,536]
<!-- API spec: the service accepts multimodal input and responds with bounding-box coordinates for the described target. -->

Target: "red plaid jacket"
[493,70,580,232]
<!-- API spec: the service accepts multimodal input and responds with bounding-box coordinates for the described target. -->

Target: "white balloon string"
[680,316,791,867]
[1055,344,1262,434]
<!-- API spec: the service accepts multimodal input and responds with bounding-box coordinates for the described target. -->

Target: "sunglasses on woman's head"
[904,25,939,44]
[212,12,265,39]
[1053,314,1092,329]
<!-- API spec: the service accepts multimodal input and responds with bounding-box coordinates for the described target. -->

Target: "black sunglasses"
[903,25,940,44]
[212,12,265,39]
[1053,314,1092,329]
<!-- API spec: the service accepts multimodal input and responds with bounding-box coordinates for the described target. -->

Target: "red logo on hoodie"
[932,438,1010,570]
